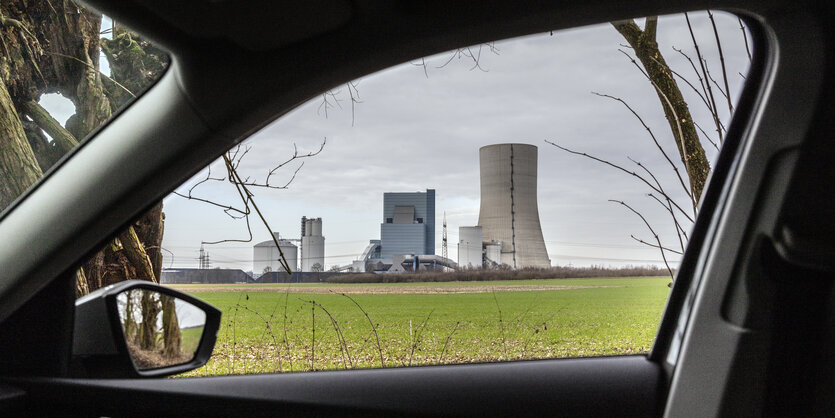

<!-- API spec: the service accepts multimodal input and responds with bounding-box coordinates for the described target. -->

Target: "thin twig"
[45,51,136,98]
[340,292,385,368]
[492,291,507,358]
[593,91,694,204]
[708,10,734,115]
[618,49,695,213]
[304,299,353,369]
[685,12,722,144]
[438,322,461,363]
[630,235,683,255]
[738,17,752,61]
[408,310,434,367]
[610,200,674,279]
[546,140,694,223]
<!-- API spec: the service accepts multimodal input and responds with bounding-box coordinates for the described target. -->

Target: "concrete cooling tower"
[477,144,550,269]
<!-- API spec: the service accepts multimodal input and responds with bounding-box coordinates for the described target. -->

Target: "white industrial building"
[458,226,483,269]
[300,217,325,272]
[253,232,298,276]
[477,143,551,269]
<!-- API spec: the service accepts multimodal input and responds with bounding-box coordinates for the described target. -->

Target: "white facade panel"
[485,243,502,266]
[458,226,483,269]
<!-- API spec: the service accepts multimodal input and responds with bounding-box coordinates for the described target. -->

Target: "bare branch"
[617,49,697,212]
[45,51,136,98]
[317,91,342,118]
[339,292,385,368]
[738,17,752,62]
[631,235,683,255]
[346,81,362,127]
[685,12,723,144]
[610,200,675,278]
[693,121,720,151]
[708,10,734,115]
[546,140,694,223]
[645,193,687,252]
[22,100,78,153]
[412,57,429,78]
[592,92,694,205]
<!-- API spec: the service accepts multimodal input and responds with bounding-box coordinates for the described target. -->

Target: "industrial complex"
[181,143,552,279]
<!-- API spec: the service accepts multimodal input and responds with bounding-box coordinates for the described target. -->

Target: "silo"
[477,144,550,269]
[253,233,298,275]
[301,218,325,272]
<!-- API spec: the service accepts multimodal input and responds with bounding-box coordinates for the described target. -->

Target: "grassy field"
[173,277,670,376]
[180,326,203,355]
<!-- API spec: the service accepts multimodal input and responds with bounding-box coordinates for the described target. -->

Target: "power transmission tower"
[198,245,206,269]
[198,244,211,269]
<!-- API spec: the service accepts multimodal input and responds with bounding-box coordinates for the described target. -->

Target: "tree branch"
[22,100,78,153]
[609,200,675,279]
[546,141,694,223]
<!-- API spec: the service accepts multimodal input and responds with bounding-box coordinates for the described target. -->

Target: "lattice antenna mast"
[442,211,448,262]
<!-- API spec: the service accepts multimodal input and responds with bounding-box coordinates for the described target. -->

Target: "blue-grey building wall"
[380,189,435,259]
[381,224,427,260]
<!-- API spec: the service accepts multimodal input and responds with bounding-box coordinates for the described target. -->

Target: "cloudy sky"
[154,11,751,272]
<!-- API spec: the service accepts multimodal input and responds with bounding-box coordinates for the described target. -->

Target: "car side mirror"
[71,280,221,378]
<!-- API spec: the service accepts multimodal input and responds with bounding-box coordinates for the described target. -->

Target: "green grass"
[180,327,203,355]
[179,277,670,376]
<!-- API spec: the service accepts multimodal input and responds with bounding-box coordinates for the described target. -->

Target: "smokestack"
[477,144,550,269]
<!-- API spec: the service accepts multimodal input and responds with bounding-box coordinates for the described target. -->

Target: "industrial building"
[300,216,325,272]
[380,189,435,260]
[253,232,298,276]
[458,226,503,269]
[161,268,252,284]
[458,226,483,268]
[349,189,456,273]
[478,144,551,269]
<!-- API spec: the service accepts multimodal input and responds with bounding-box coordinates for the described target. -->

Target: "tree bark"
[139,291,160,350]
[161,295,181,358]
[22,99,78,153]
[119,226,158,283]
[612,18,711,202]
[0,77,42,211]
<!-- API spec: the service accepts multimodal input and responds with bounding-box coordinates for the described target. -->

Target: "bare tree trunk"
[1,1,166,296]
[613,18,711,201]
[161,295,181,358]
[139,291,160,350]
[0,77,42,210]
[119,227,158,283]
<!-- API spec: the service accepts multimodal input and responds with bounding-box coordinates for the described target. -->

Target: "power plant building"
[300,217,325,272]
[458,226,483,268]
[380,189,435,261]
[253,232,298,276]
[477,144,550,269]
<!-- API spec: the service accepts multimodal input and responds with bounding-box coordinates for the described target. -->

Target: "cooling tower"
[477,144,550,269]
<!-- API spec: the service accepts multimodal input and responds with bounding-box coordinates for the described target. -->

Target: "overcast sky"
[153,12,751,272]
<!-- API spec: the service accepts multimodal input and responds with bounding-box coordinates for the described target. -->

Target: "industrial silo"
[301,217,325,272]
[253,232,298,275]
[477,144,550,269]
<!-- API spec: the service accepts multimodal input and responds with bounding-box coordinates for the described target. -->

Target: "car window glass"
[72,11,752,376]
[0,1,168,216]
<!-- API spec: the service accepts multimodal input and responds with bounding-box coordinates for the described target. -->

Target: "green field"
[180,326,203,355]
[175,277,670,376]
